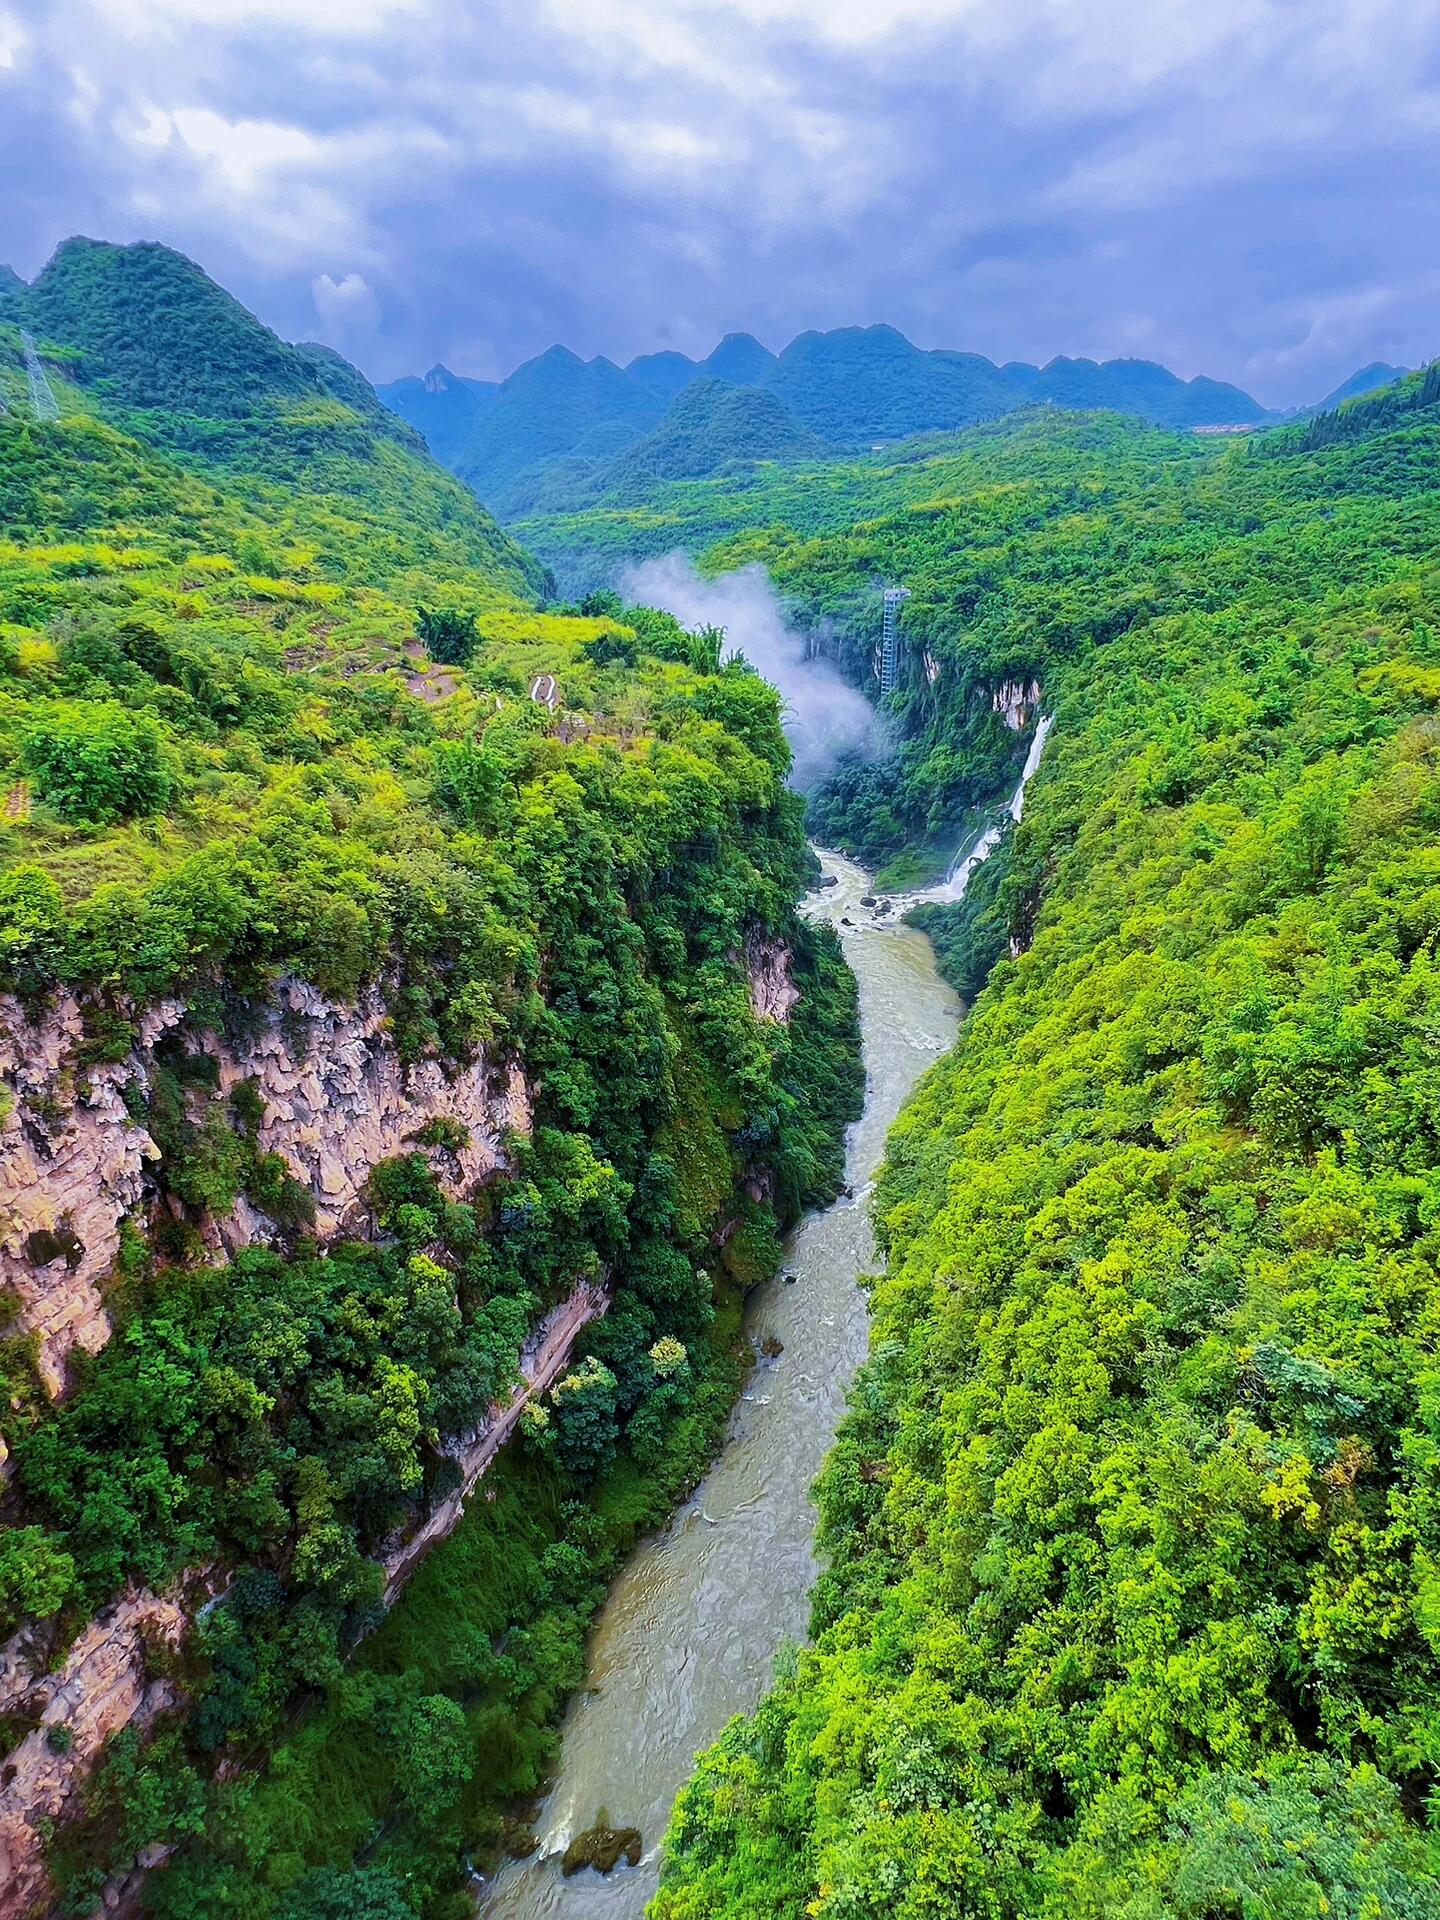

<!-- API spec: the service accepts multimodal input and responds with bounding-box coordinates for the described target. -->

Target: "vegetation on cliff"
[651,373,1440,1913]
[0,243,860,1918]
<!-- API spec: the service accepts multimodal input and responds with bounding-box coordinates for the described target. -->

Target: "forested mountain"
[0,264,24,300]
[1307,358,1410,413]
[17,239,400,430]
[636,364,1440,1917]
[506,377,829,518]
[378,322,1274,517]
[371,364,499,467]
[0,242,860,1919]
[402,343,665,512]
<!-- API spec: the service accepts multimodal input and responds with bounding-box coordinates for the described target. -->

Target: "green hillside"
[18,239,367,422]
[599,379,827,493]
[451,344,665,513]
[650,359,1440,1917]
[1308,360,1410,414]
[4,242,546,605]
[0,247,861,1920]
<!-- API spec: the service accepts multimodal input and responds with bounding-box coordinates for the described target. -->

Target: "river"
[479,718,1051,1917]
[478,851,958,1917]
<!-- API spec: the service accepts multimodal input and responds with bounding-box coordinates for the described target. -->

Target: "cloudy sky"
[3,0,1439,405]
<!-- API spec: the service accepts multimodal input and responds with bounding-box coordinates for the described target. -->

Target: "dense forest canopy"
[644,365,1440,1915]
[0,241,861,1919]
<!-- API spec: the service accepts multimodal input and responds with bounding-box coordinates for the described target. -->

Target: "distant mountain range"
[376,323,1414,518]
[2,253,1413,523]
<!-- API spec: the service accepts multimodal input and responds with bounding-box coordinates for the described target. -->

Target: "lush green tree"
[21,699,171,823]
[415,605,478,665]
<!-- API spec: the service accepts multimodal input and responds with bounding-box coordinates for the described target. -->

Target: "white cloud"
[168,107,323,189]
[7,0,1440,401]
[313,269,381,337]
[100,0,424,33]
[0,8,25,69]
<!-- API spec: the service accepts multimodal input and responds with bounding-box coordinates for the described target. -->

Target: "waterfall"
[900,715,1053,911]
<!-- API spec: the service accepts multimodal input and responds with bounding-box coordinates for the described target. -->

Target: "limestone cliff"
[744,931,799,1025]
[991,678,1042,732]
[0,1588,188,1919]
[0,980,530,1397]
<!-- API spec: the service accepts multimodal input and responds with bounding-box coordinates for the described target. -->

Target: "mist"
[620,554,879,791]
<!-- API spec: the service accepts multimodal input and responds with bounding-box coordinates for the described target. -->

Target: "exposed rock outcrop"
[209,976,530,1241]
[0,1588,187,1920]
[0,980,531,1396]
[0,994,182,1395]
[991,678,1042,732]
[743,931,799,1025]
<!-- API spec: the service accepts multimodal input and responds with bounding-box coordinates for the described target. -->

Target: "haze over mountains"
[376,323,1413,520]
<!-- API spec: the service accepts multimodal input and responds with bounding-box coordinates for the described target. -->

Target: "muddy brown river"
[477,847,961,1917]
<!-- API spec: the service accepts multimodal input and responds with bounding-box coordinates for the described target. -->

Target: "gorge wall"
[0,979,531,1400]
[0,930,804,1918]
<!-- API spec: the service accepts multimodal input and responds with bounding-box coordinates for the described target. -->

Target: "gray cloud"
[2,0,1439,404]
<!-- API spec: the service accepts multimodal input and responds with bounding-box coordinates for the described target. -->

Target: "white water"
[883,712,1053,914]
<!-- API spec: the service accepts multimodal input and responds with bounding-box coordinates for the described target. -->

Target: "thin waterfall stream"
[479,727,1050,1918]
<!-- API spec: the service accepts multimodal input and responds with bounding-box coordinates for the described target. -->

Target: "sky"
[3,0,1440,406]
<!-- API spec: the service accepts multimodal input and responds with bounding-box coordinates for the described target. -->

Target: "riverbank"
[478,852,961,1917]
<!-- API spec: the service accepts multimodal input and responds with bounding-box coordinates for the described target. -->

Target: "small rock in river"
[760,1333,785,1358]
[562,1822,643,1877]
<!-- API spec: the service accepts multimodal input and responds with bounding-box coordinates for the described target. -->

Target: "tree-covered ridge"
[3,238,543,608]
[380,322,1274,524]
[652,366,1440,1915]
[0,253,862,1920]
[16,239,398,434]
[586,379,828,498]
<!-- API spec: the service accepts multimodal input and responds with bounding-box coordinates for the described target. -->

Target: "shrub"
[21,700,171,823]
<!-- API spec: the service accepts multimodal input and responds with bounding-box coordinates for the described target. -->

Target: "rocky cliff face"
[209,975,530,1242]
[0,994,180,1395]
[0,979,530,1398]
[744,931,799,1024]
[991,679,1042,732]
[0,1588,189,1919]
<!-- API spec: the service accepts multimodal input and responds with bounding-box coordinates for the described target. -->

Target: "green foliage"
[654,380,1440,1915]
[275,1868,418,1920]
[0,865,66,995]
[21,699,171,823]
[415,606,477,666]
[0,1525,78,1637]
